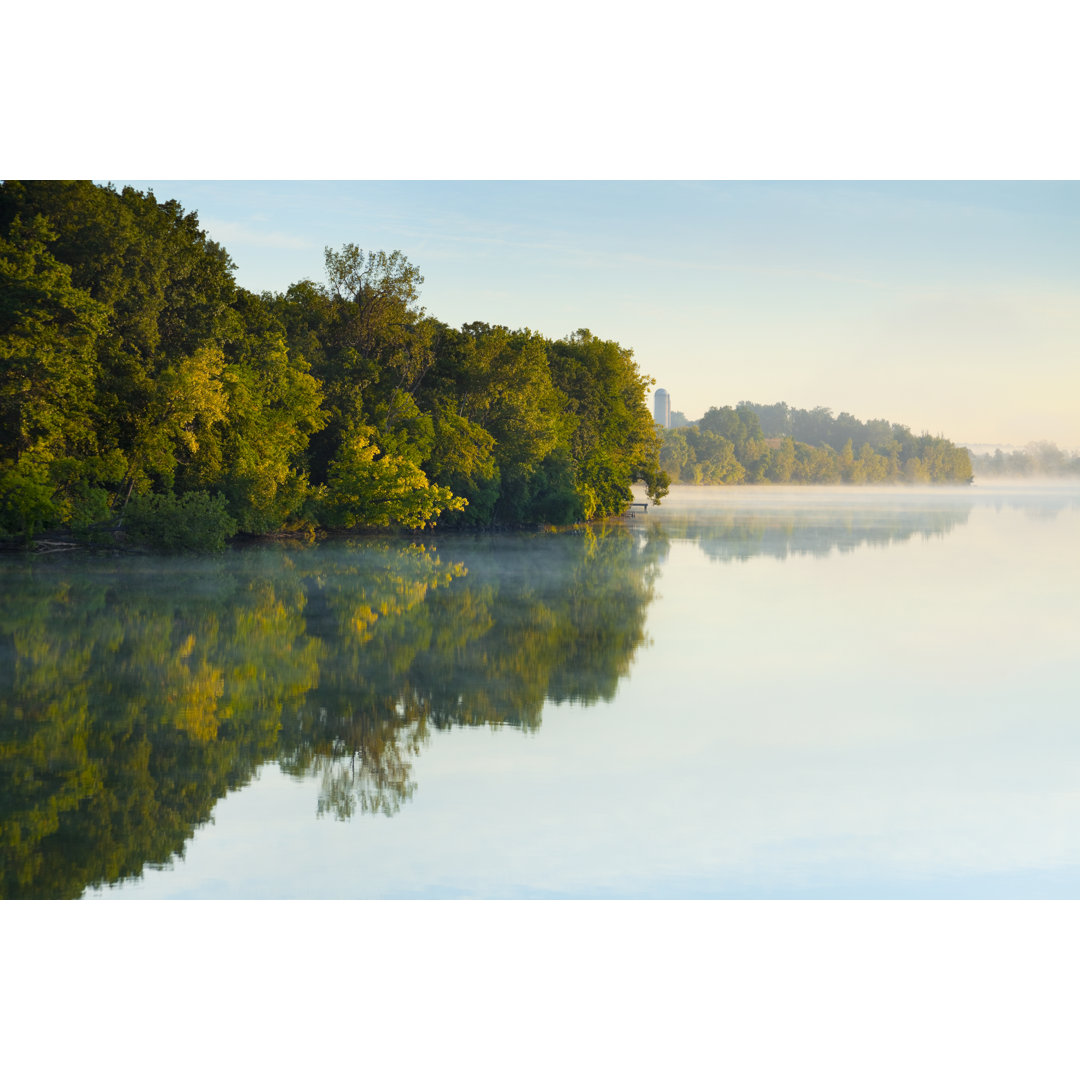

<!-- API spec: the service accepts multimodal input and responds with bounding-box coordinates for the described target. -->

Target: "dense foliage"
[661,401,973,485]
[0,181,666,548]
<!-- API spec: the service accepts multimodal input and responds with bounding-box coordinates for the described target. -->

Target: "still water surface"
[4,483,1079,898]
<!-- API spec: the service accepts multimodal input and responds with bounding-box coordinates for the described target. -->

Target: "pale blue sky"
[117,180,1080,449]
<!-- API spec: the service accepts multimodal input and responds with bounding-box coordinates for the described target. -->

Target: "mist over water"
[4,483,1079,898]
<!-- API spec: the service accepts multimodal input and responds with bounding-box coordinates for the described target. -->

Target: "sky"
[112,180,1080,449]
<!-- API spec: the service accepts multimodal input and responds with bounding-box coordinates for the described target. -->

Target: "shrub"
[123,490,238,553]
[0,459,60,541]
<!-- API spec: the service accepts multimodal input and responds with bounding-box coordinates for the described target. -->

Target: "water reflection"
[648,503,971,563]
[1,547,332,899]
[1,528,660,896]
[7,492,1039,898]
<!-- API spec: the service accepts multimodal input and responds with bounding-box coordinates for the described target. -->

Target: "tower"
[654,388,671,428]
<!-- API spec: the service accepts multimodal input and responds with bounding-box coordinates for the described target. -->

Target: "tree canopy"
[3,181,987,547]
[1,181,667,547]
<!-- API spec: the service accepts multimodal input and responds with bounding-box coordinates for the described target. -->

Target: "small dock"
[625,502,649,516]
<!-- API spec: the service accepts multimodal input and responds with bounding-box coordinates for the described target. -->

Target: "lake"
[3,482,1079,899]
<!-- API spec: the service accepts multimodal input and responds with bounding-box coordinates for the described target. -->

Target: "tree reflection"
[0,526,658,895]
[0,556,320,898]
[277,525,660,820]
[646,504,972,562]
[1,503,973,897]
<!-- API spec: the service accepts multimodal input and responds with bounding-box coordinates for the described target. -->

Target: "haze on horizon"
[116,180,1080,451]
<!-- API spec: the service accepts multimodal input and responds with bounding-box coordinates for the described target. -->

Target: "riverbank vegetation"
[660,402,974,485]
[1,181,666,549]
[3,182,987,551]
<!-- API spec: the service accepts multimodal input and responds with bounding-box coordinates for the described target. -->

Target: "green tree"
[0,214,112,536]
[420,322,574,523]
[0,215,107,463]
[767,436,796,483]
[424,407,500,526]
[1,181,243,523]
[547,329,667,516]
[208,302,326,532]
[321,426,466,530]
[660,426,691,479]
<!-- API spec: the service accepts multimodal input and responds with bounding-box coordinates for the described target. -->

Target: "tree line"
[660,401,974,485]
[0,181,667,548]
[968,442,1080,477]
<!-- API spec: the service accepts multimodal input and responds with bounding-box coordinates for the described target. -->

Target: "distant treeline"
[969,442,1080,477]
[661,402,973,485]
[0,181,666,549]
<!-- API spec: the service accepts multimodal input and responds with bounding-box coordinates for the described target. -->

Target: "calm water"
[3,483,1079,899]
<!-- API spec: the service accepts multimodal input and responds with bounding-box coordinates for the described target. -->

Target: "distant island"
[658,401,974,485]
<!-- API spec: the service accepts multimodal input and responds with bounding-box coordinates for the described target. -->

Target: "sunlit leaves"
[323,426,466,530]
